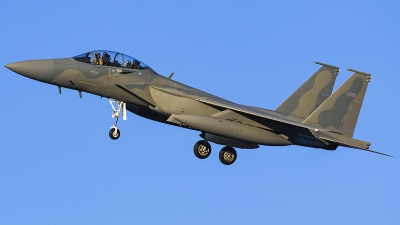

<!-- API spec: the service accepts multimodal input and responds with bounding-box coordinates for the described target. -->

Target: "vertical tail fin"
[275,62,339,118]
[303,69,372,138]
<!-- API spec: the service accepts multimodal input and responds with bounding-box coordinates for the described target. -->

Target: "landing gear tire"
[219,147,237,165]
[194,140,212,159]
[109,128,120,140]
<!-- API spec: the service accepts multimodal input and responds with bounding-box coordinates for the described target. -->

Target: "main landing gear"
[194,140,212,159]
[219,146,237,165]
[193,140,237,165]
[108,99,126,140]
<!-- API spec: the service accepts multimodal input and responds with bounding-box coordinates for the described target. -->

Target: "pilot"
[94,52,103,65]
[125,60,132,68]
[133,59,140,69]
[102,52,111,65]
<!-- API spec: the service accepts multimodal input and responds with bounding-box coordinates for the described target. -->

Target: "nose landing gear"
[109,128,120,140]
[108,99,126,140]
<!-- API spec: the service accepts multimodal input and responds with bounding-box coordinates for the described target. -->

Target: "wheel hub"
[223,151,235,162]
[198,145,210,156]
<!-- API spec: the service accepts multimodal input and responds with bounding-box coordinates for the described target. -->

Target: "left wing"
[195,97,328,132]
[150,85,325,132]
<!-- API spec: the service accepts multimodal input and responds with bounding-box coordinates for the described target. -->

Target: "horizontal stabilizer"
[361,149,394,157]
[318,136,370,150]
[316,135,393,157]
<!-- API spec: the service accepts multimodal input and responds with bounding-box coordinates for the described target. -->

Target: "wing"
[148,85,326,132]
[195,97,328,132]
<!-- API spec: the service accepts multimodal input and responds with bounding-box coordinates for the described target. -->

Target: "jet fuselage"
[6,50,389,165]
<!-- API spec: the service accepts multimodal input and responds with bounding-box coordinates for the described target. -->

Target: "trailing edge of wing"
[196,98,329,132]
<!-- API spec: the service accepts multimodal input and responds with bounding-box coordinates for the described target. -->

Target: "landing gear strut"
[108,99,126,140]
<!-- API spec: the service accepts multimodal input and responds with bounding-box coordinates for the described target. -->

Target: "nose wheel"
[109,127,120,140]
[108,99,126,140]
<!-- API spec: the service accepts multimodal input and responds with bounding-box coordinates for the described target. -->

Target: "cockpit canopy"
[72,50,153,72]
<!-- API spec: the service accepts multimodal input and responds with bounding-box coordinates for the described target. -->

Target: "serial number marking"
[346,92,357,98]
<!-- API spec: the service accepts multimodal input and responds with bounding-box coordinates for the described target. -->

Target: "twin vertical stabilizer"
[275,62,339,118]
[303,69,371,138]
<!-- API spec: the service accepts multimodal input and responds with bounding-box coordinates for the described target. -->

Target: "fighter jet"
[5,50,392,165]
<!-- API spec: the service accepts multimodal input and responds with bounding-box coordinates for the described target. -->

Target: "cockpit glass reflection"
[72,52,93,64]
[72,50,151,71]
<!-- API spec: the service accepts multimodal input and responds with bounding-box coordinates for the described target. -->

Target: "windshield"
[72,52,93,64]
[72,50,152,71]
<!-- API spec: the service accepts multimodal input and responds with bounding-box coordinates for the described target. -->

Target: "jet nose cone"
[5,60,54,82]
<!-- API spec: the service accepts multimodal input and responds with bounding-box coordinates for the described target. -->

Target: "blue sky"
[1,1,399,224]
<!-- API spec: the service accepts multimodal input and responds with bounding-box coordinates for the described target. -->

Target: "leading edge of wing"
[196,98,329,132]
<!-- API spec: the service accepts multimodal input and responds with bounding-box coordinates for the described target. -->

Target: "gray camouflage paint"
[276,62,339,118]
[5,51,391,159]
[303,70,371,138]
